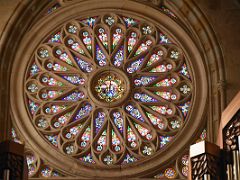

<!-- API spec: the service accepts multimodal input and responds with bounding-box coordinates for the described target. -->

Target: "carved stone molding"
[136,0,163,6]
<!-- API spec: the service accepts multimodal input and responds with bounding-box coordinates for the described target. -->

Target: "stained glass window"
[24,14,193,166]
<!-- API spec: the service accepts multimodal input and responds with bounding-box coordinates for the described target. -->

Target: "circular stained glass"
[24,14,193,166]
[164,168,177,179]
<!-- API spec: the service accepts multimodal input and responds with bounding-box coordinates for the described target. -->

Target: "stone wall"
[0,0,20,34]
[193,0,240,103]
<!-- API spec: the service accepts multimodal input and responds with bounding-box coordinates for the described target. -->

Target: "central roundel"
[88,67,130,107]
[96,75,123,102]
[22,13,194,167]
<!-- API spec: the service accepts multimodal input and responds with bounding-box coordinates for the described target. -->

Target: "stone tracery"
[24,14,193,166]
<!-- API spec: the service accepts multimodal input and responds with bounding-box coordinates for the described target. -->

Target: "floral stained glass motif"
[62,75,85,85]
[81,17,97,27]
[46,62,69,72]
[79,127,91,148]
[74,56,93,73]
[134,93,158,103]
[134,40,153,56]
[123,17,139,27]
[79,153,96,164]
[62,91,85,101]
[160,136,174,148]
[112,111,124,133]
[179,64,190,79]
[29,63,40,76]
[154,91,177,101]
[54,49,74,66]
[47,32,61,43]
[28,100,39,115]
[125,104,145,122]
[154,77,177,87]
[113,46,124,67]
[96,130,107,151]
[127,58,144,73]
[24,14,193,166]
[164,168,177,179]
[41,75,64,87]
[95,75,124,102]
[146,113,166,130]
[40,166,63,178]
[127,31,138,54]
[66,38,85,55]
[150,64,173,72]
[97,27,108,49]
[111,130,121,152]
[134,76,157,86]
[146,50,164,66]
[64,124,82,139]
[112,28,123,49]
[74,103,92,121]
[94,112,106,134]
[127,126,138,148]
[96,46,107,66]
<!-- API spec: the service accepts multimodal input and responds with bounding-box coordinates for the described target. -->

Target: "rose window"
[24,14,193,166]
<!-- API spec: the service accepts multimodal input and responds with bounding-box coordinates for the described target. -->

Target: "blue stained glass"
[122,154,138,164]
[62,91,85,101]
[134,76,157,86]
[159,33,171,44]
[133,93,158,102]
[81,17,97,28]
[127,58,144,73]
[113,46,124,67]
[94,112,106,134]
[96,46,107,66]
[112,112,124,133]
[74,103,92,120]
[48,32,61,43]
[125,104,144,122]
[122,17,139,27]
[179,64,190,79]
[62,75,85,85]
[45,135,58,147]
[178,101,190,117]
[30,63,40,76]
[79,154,96,164]
[52,171,61,177]
[29,100,39,115]
[74,56,93,73]
[159,136,173,148]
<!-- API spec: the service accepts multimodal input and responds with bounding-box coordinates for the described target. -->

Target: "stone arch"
[0,0,225,178]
